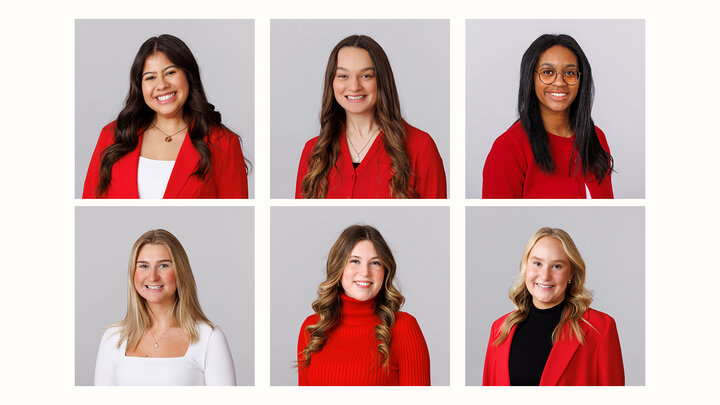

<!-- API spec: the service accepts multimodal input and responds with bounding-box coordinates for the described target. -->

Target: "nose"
[149,267,161,280]
[348,76,362,91]
[538,265,551,280]
[156,74,168,89]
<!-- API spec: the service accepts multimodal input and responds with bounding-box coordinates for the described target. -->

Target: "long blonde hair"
[299,35,415,198]
[494,227,593,346]
[114,229,212,349]
[299,225,405,368]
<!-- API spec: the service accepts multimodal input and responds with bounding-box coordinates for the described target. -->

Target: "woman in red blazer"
[83,34,248,199]
[295,35,446,199]
[483,227,624,386]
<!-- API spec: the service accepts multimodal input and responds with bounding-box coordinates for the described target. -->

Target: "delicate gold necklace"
[149,326,171,350]
[346,127,380,163]
[152,122,188,142]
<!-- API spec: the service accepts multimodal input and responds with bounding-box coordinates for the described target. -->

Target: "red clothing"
[483,308,625,386]
[482,121,613,199]
[297,294,431,386]
[295,122,446,198]
[83,122,248,199]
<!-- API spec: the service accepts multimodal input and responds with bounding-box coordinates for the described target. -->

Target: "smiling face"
[133,243,178,307]
[333,47,378,118]
[534,45,580,118]
[524,236,572,309]
[340,240,385,301]
[141,51,189,120]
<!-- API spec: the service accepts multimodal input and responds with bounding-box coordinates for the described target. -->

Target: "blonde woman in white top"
[93,229,236,385]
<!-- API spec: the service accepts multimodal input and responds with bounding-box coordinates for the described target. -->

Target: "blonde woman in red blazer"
[482,227,624,386]
[82,34,248,199]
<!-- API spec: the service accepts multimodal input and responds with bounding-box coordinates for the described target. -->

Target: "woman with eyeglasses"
[482,34,614,199]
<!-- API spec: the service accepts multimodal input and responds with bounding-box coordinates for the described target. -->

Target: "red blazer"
[483,308,624,386]
[83,122,248,199]
[295,122,446,198]
[482,121,613,199]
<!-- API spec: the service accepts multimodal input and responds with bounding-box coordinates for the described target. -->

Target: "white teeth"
[549,92,567,97]
[536,283,553,289]
[156,93,175,102]
[355,281,371,286]
[146,285,163,290]
[346,95,364,100]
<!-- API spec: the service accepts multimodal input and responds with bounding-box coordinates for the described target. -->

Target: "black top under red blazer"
[483,308,625,386]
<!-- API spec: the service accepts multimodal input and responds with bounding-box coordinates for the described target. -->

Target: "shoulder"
[491,121,529,150]
[393,311,423,332]
[583,308,617,335]
[99,326,122,347]
[206,125,240,147]
[491,311,515,330]
[302,136,320,154]
[97,121,118,144]
[593,125,611,149]
[403,122,434,148]
[301,314,320,329]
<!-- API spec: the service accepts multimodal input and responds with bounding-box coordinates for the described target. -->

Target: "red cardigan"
[297,294,431,386]
[482,121,613,199]
[83,122,248,199]
[295,122,446,198]
[483,308,625,386]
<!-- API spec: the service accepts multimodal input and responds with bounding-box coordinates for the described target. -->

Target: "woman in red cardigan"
[296,35,446,199]
[83,34,248,199]
[297,225,431,385]
[482,34,613,199]
[483,227,624,386]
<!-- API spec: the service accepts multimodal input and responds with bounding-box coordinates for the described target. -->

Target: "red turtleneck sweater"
[297,294,431,386]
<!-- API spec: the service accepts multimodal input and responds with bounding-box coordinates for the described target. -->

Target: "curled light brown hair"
[494,227,593,346]
[299,35,415,198]
[299,225,405,368]
[114,229,212,350]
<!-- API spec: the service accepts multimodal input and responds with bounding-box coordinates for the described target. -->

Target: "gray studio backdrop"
[75,19,255,198]
[271,19,450,198]
[465,206,645,385]
[75,207,254,385]
[270,207,450,385]
[466,20,645,198]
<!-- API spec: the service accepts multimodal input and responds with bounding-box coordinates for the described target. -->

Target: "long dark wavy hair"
[299,35,415,198]
[518,34,613,183]
[299,225,405,369]
[95,34,230,197]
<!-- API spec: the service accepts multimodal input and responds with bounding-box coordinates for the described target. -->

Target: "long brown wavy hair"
[299,225,405,369]
[299,35,415,198]
[493,227,594,346]
[113,229,213,350]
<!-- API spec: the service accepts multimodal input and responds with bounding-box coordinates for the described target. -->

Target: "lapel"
[112,134,142,198]
[539,313,591,385]
[496,324,516,385]
[163,131,199,198]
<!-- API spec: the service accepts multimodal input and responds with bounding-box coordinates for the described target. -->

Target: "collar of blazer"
[499,310,594,386]
[113,132,199,198]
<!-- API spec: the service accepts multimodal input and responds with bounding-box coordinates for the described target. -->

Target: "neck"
[345,114,378,139]
[539,108,573,138]
[153,114,187,132]
[147,302,175,329]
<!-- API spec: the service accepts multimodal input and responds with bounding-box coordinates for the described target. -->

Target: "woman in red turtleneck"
[296,225,431,386]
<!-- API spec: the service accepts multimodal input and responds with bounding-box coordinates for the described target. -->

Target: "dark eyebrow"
[336,67,375,72]
[142,65,178,77]
[537,62,578,68]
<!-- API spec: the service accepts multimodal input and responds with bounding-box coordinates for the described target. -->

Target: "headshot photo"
[75,19,254,199]
[465,206,644,385]
[270,206,449,385]
[466,20,644,199]
[270,19,450,199]
[75,206,254,386]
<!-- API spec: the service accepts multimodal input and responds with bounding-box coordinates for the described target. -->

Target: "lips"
[145,285,164,290]
[535,283,555,289]
[155,92,177,104]
[354,281,372,288]
[345,95,366,102]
